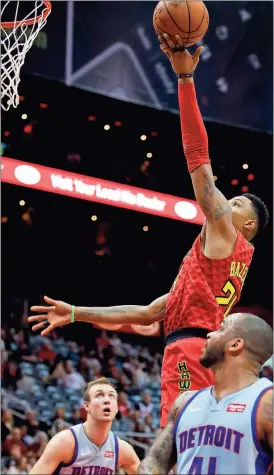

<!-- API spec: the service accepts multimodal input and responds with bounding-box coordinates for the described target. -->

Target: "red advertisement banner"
[1,157,204,225]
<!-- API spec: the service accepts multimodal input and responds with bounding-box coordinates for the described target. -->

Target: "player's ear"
[84,401,89,413]
[243,218,256,232]
[228,337,244,354]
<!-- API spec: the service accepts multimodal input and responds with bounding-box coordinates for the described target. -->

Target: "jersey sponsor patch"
[104,451,114,458]
[227,403,246,413]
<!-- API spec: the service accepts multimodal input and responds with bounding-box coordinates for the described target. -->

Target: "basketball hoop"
[1,1,51,111]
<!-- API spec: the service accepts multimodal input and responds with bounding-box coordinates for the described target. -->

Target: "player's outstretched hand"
[158,34,203,75]
[28,296,72,336]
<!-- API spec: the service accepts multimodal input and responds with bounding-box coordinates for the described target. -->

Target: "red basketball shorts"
[160,337,214,428]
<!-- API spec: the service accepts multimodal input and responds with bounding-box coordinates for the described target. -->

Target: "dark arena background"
[1,1,273,473]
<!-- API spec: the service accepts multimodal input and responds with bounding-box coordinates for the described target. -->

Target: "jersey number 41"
[188,456,217,474]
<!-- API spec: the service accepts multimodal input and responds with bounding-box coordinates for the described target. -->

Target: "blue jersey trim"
[251,387,272,474]
[53,462,63,475]
[114,434,119,470]
[173,388,209,441]
[61,428,79,467]
[255,456,273,475]
[53,428,78,474]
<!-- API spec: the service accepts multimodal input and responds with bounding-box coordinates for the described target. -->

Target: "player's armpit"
[118,439,140,474]
[257,389,273,450]
[29,429,75,474]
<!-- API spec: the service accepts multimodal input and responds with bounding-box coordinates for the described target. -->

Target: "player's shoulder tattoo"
[172,390,198,421]
[261,389,273,423]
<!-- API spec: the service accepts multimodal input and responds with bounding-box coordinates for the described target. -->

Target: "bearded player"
[29,377,140,474]
[138,313,273,475]
[28,36,269,429]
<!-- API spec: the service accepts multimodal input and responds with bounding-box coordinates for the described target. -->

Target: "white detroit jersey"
[174,378,272,474]
[55,424,119,475]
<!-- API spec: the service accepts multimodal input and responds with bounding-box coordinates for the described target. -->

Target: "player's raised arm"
[118,439,141,474]
[29,429,75,474]
[159,35,236,245]
[28,294,167,336]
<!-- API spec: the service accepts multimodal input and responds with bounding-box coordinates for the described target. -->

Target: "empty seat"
[64,387,75,396]
[51,392,64,402]
[69,394,81,404]
[130,395,141,402]
[32,389,44,400]
[37,400,51,409]
[57,346,69,357]
[19,361,32,368]
[21,368,34,376]
[47,386,57,394]
[37,370,49,380]
[36,363,49,371]
[55,402,66,408]
[40,409,53,420]
[15,389,27,399]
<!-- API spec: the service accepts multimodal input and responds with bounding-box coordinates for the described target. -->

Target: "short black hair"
[242,193,269,233]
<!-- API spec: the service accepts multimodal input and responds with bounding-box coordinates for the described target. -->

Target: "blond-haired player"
[30,377,140,475]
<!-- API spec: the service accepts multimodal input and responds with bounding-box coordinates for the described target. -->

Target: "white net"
[1,1,51,111]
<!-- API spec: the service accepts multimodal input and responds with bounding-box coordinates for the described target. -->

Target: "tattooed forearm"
[75,304,148,326]
[139,421,175,475]
[75,295,167,326]
[138,455,162,475]
[139,393,193,474]
[79,305,143,317]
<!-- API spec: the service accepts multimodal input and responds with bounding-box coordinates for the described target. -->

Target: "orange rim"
[1,1,51,28]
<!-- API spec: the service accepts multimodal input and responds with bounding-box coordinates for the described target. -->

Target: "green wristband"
[71,305,76,323]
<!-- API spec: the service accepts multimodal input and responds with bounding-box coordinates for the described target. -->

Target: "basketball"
[153,1,209,47]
